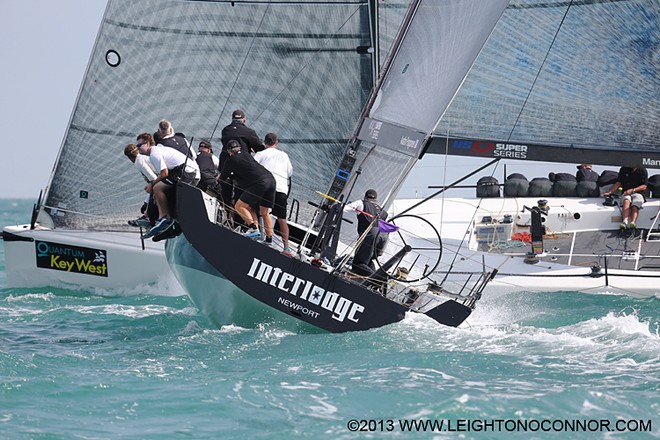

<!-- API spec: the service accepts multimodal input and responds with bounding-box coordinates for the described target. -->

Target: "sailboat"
[2,0,383,290]
[389,0,660,298]
[167,0,511,332]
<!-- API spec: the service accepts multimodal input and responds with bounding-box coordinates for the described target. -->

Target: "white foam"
[89,272,185,297]
[4,292,56,302]
[65,303,192,318]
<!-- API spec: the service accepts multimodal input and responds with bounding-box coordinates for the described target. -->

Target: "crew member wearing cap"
[220,109,264,168]
[344,189,388,277]
[196,140,220,193]
[218,140,276,241]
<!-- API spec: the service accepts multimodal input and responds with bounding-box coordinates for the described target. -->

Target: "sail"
[328,0,509,210]
[427,0,660,167]
[43,0,376,230]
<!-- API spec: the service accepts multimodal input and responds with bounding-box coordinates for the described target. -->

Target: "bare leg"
[621,198,631,223]
[153,182,170,219]
[260,206,273,238]
[277,217,289,248]
[630,206,639,224]
[235,200,257,227]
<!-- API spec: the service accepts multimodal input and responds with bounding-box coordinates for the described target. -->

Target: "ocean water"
[1,199,659,439]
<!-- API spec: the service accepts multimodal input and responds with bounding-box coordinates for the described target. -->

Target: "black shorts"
[272,192,288,218]
[164,165,199,186]
[239,178,276,208]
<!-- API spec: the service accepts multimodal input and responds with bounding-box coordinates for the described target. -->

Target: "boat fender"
[589,265,603,278]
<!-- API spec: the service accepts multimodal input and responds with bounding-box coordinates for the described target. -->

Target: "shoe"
[152,220,180,242]
[282,247,294,257]
[619,222,628,230]
[629,222,636,229]
[143,217,173,239]
[128,216,151,228]
[242,229,261,240]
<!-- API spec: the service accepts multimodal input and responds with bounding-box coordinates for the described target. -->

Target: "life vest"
[357,199,384,235]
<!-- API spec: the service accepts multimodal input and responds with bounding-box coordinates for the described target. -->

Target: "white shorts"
[623,193,644,208]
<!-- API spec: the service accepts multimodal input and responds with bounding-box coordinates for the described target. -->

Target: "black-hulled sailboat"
[2,0,383,290]
[168,0,511,332]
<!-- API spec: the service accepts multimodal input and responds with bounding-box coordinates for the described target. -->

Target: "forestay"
[43,0,377,230]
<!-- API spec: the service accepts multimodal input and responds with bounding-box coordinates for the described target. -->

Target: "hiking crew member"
[157,119,196,159]
[603,166,648,229]
[196,140,219,193]
[138,135,200,239]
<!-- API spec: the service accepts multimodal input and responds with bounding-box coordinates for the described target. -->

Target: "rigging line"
[441,159,502,283]
[208,2,273,141]
[506,0,574,142]
[393,157,501,219]
[250,4,364,125]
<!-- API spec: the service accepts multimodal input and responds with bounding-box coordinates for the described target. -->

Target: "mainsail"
[42,0,379,230]
[427,0,660,167]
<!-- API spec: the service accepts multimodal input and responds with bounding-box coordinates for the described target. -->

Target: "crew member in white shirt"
[253,132,293,252]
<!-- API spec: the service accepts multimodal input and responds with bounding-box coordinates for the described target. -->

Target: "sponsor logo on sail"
[642,157,660,167]
[35,241,108,277]
[473,142,496,155]
[494,143,528,159]
[368,120,382,140]
[247,258,364,323]
[400,136,420,151]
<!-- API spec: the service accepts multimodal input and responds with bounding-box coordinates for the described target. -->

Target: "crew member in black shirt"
[220,109,264,169]
[219,140,275,241]
[344,189,388,276]
[603,166,648,229]
[196,140,219,193]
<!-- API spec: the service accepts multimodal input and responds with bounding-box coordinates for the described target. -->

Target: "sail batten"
[44,0,376,230]
[330,0,510,213]
[431,0,659,164]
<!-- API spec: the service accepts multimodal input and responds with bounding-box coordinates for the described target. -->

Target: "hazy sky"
[0,0,589,203]
[0,0,107,199]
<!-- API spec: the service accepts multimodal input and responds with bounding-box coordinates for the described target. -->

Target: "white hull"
[3,224,179,293]
[391,197,660,298]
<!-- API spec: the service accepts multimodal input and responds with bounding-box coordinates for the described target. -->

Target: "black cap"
[232,109,245,119]
[199,140,212,151]
[227,139,241,152]
[365,189,377,199]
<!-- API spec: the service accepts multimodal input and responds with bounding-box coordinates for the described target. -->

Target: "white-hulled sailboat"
[390,0,660,298]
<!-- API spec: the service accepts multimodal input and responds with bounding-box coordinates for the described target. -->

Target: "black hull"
[175,183,472,332]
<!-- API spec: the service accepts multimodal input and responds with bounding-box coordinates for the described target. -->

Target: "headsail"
[426,0,660,167]
[42,0,377,230]
[327,0,510,208]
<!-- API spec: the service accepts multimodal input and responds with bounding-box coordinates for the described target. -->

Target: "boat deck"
[476,228,660,272]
